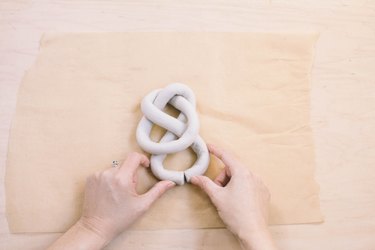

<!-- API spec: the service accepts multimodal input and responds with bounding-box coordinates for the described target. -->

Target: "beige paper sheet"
[6,32,322,233]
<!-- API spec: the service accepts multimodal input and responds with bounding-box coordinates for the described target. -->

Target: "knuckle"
[202,180,210,191]
[87,174,95,181]
[93,171,101,179]
[267,191,271,200]
[264,186,271,198]
[214,149,225,160]
[221,149,235,161]
[141,201,150,212]
[138,197,152,212]
[201,179,214,195]
[114,174,128,187]
[151,184,164,198]
[153,190,163,200]
[86,175,95,185]
[101,170,113,180]
[244,171,253,179]
[88,173,100,184]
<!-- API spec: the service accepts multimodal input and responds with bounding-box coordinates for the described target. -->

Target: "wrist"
[76,217,114,246]
[235,219,268,240]
[237,225,276,250]
[47,219,110,250]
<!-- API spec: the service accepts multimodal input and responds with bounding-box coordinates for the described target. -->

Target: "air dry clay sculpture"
[136,83,210,185]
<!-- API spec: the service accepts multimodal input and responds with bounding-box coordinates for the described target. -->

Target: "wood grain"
[1,0,374,249]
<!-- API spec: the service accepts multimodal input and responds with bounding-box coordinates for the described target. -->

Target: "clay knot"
[136,83,210,185]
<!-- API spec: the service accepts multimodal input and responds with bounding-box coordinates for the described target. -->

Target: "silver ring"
[112,160,119,168]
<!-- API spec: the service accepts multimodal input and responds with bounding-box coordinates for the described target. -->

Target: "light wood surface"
[1,1,374,249]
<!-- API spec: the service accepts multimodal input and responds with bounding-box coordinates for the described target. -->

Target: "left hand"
[78,152,175,242]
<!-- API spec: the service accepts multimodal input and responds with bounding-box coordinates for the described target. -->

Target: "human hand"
[191,144,276,250]
[79,152,175,243]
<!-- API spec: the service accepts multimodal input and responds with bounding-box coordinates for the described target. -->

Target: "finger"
[214,167,231,187]
[190,176,219,198]
[118,152,150,177]
[207,144,242,176]
[141,180,175,208]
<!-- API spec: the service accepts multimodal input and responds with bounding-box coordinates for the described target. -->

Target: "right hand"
[191,144,277,250]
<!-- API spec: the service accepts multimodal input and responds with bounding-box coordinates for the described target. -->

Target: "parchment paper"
[6,32,323,233]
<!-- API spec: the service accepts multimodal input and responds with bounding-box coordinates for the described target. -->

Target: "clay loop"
[136,83,210,185]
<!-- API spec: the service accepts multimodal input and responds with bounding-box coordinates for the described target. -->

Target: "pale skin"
[48,144,277,250]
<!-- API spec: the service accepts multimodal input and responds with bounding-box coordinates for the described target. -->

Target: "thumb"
[190,176,218,198]
[142,180,175,207]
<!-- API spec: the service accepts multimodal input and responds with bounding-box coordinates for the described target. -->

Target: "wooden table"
[1,1,374,249]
